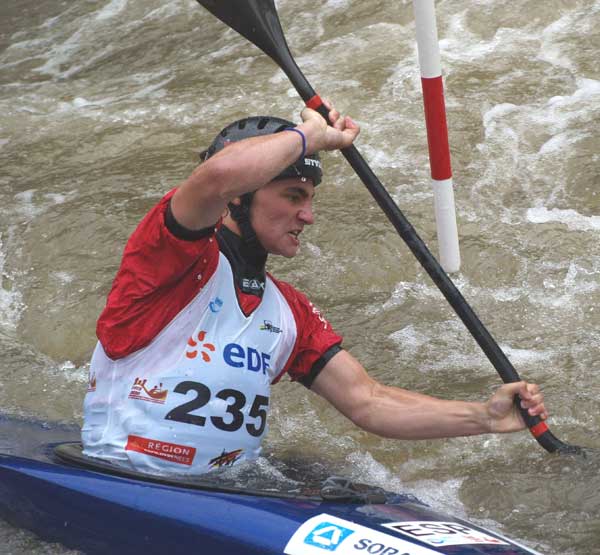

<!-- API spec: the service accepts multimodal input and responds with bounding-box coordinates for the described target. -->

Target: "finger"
[520,390,543,407]
[329,108,341,128]
[525,382,540,395]
[300,106,319,122]
[320,98,338,125]
[521,398,545,416]
[527,404,548,419]
[518,386,548,421]
[515,381,541,401]
[500,380,526,398]
[344,117,360,132]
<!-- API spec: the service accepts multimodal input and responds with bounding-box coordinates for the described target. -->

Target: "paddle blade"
[197,0,315,101]
[198,0,283,60]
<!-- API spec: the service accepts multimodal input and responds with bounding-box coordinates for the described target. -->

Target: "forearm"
[312,351,494,440]
[191,115,324,201]
[313,351,544,440]
[201,129,308,199]
[352,383,491,440]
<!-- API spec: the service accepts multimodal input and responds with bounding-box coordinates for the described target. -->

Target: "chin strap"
[228,193,268,259]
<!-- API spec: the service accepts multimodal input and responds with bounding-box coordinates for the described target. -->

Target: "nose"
[297,200,314,225]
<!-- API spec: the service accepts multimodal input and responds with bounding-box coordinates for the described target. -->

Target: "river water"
[1,0,599,553]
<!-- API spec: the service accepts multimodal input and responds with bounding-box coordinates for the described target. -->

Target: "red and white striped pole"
[412,0,460,273]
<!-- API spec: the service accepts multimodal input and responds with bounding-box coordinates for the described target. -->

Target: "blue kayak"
[0,414,543,555]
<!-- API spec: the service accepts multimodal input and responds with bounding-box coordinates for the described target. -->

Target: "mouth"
[288,230,301,245]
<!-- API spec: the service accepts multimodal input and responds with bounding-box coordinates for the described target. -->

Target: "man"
[82,103,547,475]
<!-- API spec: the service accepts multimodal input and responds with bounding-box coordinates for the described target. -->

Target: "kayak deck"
[0,414,543,555]
[53,441,392,503]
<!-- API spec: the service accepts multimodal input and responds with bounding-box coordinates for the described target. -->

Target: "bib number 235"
[165,381,268,437]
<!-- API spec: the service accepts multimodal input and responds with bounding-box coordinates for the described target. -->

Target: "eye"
[286,192,303,203]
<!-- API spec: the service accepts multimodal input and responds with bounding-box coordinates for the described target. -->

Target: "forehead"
[261,177,316,197]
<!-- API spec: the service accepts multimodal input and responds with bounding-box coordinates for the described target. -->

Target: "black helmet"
[204,116,322,186]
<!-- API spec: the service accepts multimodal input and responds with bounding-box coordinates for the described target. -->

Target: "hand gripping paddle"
[197,0,584,455]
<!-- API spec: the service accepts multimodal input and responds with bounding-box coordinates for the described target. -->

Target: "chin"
[270,245,299,258]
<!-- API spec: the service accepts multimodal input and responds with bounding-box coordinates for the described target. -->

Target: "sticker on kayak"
[381,521,509,547]
[284,514,440,555]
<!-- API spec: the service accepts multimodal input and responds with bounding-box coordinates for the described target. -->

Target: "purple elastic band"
[285,127,307,160]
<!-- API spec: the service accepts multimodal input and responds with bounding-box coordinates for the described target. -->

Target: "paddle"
[196,0,583,455]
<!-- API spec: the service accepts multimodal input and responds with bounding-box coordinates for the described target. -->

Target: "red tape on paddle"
[530,421,549,438]
[306,94,323,111]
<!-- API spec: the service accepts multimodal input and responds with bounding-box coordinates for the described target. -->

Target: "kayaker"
[81,102,547,475]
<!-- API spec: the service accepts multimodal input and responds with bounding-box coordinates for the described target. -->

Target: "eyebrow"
[285,186,315,199]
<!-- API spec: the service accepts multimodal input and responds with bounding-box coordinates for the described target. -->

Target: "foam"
[29,3,127,79]
[325,0,351,8]
[491,287,524,302]
[442,13,537,65]
[405,477,469,520]
[498,344,553,365]
[304,242,322,257]
[526,207,600,232]
[538,130,581,155]
[482,103,518,130]
[538,12,576,70]
[95,0,128,21]
[14,190,43,219]
[530,261,599,310]
[548,78,600,109]
[56,361,89,384]
[41,14,62,29]
[0,234,24,331]
[71,97,94,108]
[388,324,430,357]
[383,282,424,308]
[142,3,184,22]
[13,190,75,220]
[526,78,600,142]
[344,450,407,493]
[52,271,75,284]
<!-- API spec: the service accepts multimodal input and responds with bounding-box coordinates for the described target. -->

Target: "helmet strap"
[227,194,268,262]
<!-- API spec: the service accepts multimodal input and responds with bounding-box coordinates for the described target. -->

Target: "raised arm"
[310,349,548,440]
[170,105,359,231]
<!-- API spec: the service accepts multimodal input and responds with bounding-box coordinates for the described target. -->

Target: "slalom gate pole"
[412,0,461,273]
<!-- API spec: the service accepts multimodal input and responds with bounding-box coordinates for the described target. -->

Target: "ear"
[230,197,242,206]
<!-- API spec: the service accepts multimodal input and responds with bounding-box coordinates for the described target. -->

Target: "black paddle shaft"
[197,0,581,455]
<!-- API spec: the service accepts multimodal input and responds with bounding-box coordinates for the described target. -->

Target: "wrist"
[284,127,307,160]
[296,119,322,155]
[467,401,494,434]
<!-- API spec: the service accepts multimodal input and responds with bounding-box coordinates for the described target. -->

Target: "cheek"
[252,203,291,228]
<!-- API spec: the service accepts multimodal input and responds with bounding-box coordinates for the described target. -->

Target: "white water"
[1,0,600,553]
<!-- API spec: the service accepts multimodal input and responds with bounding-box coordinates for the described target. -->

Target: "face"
[249,178,315,258]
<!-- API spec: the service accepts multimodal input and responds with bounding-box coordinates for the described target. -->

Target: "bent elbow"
[344,382,385,435]
[193,158,240,203]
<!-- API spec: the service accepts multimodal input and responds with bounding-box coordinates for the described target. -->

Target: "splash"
[527,207,600,232]
[0,233,24,330]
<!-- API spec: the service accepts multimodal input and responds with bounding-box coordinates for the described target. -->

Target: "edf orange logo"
[186,330,215,361]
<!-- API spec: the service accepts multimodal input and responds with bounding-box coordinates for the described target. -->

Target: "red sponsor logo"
[309,301,329,330]
[128,377,168,404]
[208,448,243,469]
[87,372,97,392]
[186,330,216,361]
[125,435,196,466]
